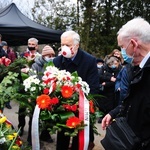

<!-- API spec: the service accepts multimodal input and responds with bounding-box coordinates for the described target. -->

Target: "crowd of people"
[0,16,150,150]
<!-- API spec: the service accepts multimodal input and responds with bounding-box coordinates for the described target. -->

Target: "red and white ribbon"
[79,90,89,150]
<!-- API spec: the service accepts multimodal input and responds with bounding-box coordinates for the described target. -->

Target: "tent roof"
[0,3,63,46]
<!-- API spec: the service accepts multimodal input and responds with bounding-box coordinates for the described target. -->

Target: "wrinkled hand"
[101,114,112,130]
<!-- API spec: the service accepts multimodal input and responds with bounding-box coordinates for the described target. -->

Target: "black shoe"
[88,142,95,150]
[5,104,12,109]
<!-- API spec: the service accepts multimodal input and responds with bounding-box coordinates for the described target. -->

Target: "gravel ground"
[3,101,105,150]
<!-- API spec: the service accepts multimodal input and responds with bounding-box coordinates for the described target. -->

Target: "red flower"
[89,100,95,114]
[63,104,71,110]
[71,104,77,112]
[50,97,59,105]
[24,52,30,57]
[36,94,51,109]
[76,83,81,89]
[63,104,77,112]
[45,72,50,77]
[66,116,81,128]
[43,88,49,94]
[0,57,11,66]
[66,76,71,80]
[62,76,71,81]
[61,85,73,98]
[15,138,22,147]
[4,58,11,66]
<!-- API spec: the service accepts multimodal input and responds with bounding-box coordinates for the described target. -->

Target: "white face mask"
[97,64,103,68]
[61,45,72,58]
[44,56,53,62]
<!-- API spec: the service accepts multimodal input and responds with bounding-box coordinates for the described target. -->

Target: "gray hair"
[28,38,38,45]
[106,56,119,66]
[61,30,80,45]
[117,17,150,44]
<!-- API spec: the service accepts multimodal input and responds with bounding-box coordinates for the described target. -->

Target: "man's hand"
[101,114,112,130]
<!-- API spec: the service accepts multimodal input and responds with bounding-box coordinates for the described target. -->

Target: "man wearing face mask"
[53,30,99,150]
[31,45,55,80]
[18,37,41,146]
[102,17,150,150]
[20,38,41,73]
[21,37,41,59]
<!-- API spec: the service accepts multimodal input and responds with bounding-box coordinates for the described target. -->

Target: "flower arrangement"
[0,57,27,82]
[0,56,11,66]
[23,64,99,137]
[0,112,22,150]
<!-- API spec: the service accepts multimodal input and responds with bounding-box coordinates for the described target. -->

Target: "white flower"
[0,132,6,144]
[30,87,36,92]
[79,81,90,95]
[23,75,40,91]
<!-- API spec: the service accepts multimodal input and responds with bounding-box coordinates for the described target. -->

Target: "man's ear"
[76,43,79,49]
[130,39,138,52]
[36,45,38,50]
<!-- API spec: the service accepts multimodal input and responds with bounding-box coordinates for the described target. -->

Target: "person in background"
[97,56,122,123]
[0,41,8,58]
[7,47,17,63]
[53,30,99,150]
[21,38,40,58]
[28,45,55,144]
[97,58,104,71]
[104,49,124,65]
[115,63,133,105]
[97,58,104,89]
[20,37,41,73]
[18,37,41,145]
[57,47,62,56]
[114,42,137,106]
[96,58,105,122]
[32,45,55,79]
[102,17,150,150]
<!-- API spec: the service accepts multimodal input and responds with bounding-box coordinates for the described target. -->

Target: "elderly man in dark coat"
[102,17,150,150]
[53,30,99,150]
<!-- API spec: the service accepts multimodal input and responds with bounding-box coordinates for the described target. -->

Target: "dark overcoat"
[123,57,150,149]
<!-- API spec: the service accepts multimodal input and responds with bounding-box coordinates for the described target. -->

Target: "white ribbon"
[31,105,40,150]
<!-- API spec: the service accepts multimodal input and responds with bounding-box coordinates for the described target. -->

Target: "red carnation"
[66,116,81,128]
[61,85,73,98]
